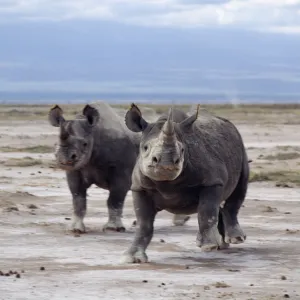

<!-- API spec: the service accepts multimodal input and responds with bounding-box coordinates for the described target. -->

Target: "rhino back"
[86,101,140,169]
[181,111,246,198]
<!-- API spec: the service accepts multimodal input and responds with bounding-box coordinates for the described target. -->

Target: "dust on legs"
[224,223,246,244]
[120,249,148,264]
[102,208,125,232]
[196,224,229,251]
[220,206,246,244]
[70,214,86,233]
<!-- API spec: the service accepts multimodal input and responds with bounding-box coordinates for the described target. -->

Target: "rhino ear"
[125,103,148,132]
[48,105,65,127]
[179,104,200,129]
[82,104,99,126]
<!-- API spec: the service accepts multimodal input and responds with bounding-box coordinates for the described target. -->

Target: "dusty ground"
[0,104,300,300]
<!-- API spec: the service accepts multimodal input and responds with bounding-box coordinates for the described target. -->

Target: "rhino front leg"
[103,187,127,232]
[67,171,87,234]
[196,185,228,251]
[121,191,157,264]
[172,214,190,226]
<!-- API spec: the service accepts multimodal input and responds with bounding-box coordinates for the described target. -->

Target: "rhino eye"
[143,145,148,151]
[83,142,88,147]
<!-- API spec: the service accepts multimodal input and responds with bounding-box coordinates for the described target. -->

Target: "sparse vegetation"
[259,152,300,161]
[2,103,300,124]
[3,157,43,167]
[0,145,53,153]
[250,170,300,186]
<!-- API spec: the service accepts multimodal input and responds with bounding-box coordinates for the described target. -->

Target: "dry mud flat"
[0,106,300,300]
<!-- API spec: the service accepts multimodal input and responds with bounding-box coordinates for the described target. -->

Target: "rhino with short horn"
[48,101,191,233]
[121,104,249,263]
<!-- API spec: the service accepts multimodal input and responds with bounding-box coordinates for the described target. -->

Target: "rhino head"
[48,104,99,171]
[125,103,199,181]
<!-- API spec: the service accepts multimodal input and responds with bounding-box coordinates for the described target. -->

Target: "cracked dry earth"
[0,119,300,300]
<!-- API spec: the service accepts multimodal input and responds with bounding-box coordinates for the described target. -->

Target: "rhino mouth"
[145,165,181,181]
[57,161,77,171]
[148,165,180,171]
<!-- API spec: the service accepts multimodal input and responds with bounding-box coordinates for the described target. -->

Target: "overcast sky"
[1,0,300,103]
[1,0,300,33]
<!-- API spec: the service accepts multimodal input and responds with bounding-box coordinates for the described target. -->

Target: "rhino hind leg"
[172,214,190,226]
[221,156,249,244]
[102,187,126,233]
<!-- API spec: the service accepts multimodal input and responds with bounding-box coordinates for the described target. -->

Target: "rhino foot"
[172,214,190,226]
[197,226,229,252]
[225,224,246,244]
[70,216,86,233]
[120,251,148,264]
[102,220,126,233]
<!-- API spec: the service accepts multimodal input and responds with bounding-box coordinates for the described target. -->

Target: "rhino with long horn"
[122,103,249,263]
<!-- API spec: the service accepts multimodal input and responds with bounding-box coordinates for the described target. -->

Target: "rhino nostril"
[71,154,77,161]
[174,158,180,165]
[152,156,159,164]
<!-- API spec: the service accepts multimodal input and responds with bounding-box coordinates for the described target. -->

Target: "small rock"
[21,270,25,273]
[132,220,137,226]
[38,171,42,174]
[249,284,254,286]
[286,229,299,234]
[40,266,45,271]
[65,217,71,220]
[27,204,38,209]
[30,173,35,176]
[16,274,21,278]
[262,206,277,213]
[5,273,10,276]
[284,212,291,214]
[160,239,165,243]
[284,294,290,298]
[281,275,287,280]
[142,280,148,283]
[161,283,165,286]
[227,269,240,272]
[0,271,3,276]
[213,282,231,288]
[4,206,19,212]
[275,183,292,188]
[185,265,190,269]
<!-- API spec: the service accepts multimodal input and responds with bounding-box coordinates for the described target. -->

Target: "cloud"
[0,0,300,33]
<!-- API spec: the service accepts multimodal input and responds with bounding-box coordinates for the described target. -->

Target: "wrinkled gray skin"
[121,104,249,263]
[48,102,189,233]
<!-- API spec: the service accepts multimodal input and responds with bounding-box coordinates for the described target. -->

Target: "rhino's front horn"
[162,107,174,136]
[60,124,69,141]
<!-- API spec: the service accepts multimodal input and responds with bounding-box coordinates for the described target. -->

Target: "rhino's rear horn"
[179,104,200,129]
